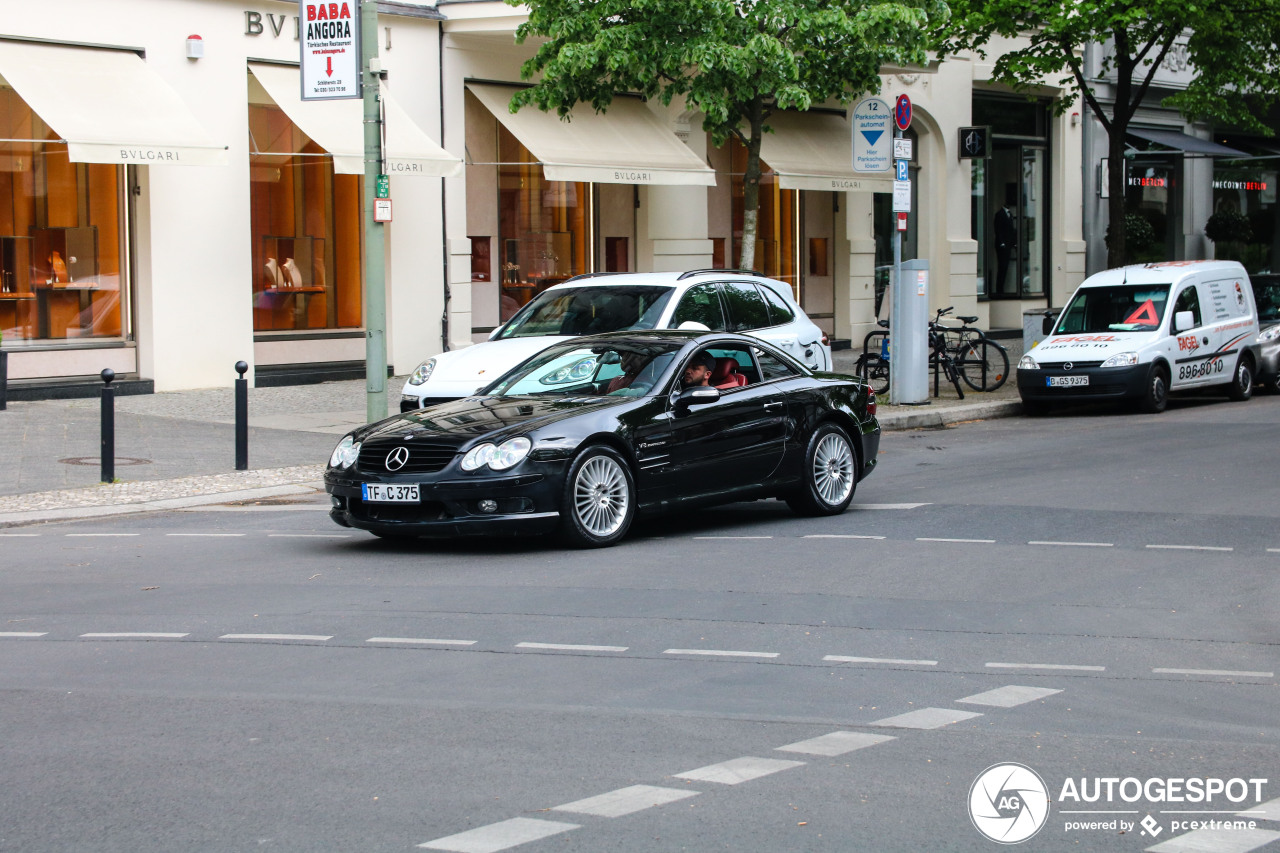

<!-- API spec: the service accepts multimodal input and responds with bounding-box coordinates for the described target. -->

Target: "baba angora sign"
[299,1,361,101]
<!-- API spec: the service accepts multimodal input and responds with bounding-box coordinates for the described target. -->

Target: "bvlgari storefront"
[1,0,459,394]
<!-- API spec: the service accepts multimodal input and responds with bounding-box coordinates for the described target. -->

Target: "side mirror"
[1174,310,1195,333]
[1042,311,1058,336]
[672,385,720,415]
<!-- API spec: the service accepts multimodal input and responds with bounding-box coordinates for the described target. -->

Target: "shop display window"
[1211,149,1278,273]
[730,138,797,292]
[496,124,587,315]
[249,101,361,332]
[0,86,125,343]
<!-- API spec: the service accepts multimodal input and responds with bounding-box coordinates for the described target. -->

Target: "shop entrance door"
[985,143,1048,298]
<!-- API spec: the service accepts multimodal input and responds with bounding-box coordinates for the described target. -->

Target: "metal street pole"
[890,126,903,406]
[361,0,387,424]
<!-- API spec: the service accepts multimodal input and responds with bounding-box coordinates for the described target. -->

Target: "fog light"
[477,499,499,513]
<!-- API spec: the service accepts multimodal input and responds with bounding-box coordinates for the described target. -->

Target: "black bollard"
[0,348,7,411]
[100,368,115,483]
[234,361,249,471]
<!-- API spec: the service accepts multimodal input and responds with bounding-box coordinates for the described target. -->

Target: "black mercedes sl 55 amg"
[325,331,880,547]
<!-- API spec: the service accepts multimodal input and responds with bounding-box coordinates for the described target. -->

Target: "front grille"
[357,441,458,474]
[1043,360,1104,370]
[351,499,449,523]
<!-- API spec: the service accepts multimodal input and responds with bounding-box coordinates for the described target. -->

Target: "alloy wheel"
[573,455,630,537]
[812,433,855,506]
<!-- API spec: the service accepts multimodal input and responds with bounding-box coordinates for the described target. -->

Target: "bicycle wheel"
[941,356,964,400]
[956,337,1010,392]
[856,353,891,395]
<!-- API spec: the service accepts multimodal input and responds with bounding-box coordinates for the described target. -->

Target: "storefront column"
[643,184,713,272]
[844,190,879,348]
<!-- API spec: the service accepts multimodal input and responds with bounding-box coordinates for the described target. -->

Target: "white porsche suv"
[400,269,833,411]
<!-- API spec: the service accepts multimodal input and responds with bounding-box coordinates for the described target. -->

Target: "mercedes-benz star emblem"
[385,446,410,471]
[1063,362,1073,371]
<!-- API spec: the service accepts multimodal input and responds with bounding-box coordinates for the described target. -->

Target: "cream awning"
[467,83,716,186]
[0,41,227,166]
[761,111,892,192]
[249,63,461,177]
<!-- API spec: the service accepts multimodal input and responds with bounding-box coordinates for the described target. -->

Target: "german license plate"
[362,483,419,503]
[1047,375,1089,387]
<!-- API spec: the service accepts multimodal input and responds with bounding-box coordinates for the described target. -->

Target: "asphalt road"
[3,393,1279,853]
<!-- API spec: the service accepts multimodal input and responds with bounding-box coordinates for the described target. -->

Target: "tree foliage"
[939,0,1280,267]
[508,0,947,269]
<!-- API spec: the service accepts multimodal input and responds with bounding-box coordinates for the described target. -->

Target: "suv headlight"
[408,358,437,386]
[1018,354,1038,370]
[1259,325,1280,343]
[489,437,532,471]
[329,435,361,468]
[1101,352,1138,368]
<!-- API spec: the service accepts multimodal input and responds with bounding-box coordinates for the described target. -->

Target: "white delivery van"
[1017,261,1261,414]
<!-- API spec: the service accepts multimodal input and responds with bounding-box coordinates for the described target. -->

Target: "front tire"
[1226,356,1254,401]
[785,423,858,517]
[560,445,635,548]
[1137,364,1170,414]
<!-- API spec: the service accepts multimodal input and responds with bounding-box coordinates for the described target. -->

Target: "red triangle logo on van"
[1123,299,1160,326]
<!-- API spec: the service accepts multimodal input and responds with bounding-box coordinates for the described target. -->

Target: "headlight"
[1259,325,1280,342]
[488,437,532,471]
[407,358,437,386]
[460,443,496,471]
[1018,355,1038,370]
[540,356,597,385]
[329,435,361,468]
[1101,352,1138,368]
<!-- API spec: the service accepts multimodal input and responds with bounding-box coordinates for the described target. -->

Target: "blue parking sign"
[895,159,909,182]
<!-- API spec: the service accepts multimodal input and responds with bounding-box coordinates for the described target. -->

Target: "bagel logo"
[969,763,1050,844]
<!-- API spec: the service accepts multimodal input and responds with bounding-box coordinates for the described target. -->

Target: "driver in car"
[681,351,715,389]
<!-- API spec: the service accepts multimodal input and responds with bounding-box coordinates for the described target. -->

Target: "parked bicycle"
[855,307,1009,397]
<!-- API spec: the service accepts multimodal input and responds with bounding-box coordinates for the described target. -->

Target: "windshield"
[496,285,675,339]
[1054,284,1171,334]
[483,340,684,398]
[1253,277,1280,323]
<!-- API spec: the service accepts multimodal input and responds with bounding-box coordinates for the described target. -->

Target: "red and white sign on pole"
[299,1,362,101]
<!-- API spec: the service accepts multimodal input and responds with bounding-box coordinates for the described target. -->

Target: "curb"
[878,399,1024,431]
[0,482,324,528]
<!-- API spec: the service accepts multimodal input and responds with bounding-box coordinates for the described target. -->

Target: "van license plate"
[362,483,420,503]
[1047,375,1089,387]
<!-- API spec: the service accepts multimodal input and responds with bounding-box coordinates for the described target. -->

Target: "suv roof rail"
[677,268,763,281]
[561,271,631,284]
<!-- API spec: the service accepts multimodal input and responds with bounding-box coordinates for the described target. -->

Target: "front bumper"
[325,467,566,537]
[1017,364,1149,403]
[1258,339,1280,382]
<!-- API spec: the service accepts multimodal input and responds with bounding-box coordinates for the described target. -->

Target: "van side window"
[1173,286,1201,330]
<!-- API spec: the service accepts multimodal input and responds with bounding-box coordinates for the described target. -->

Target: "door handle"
[764,401,784,412]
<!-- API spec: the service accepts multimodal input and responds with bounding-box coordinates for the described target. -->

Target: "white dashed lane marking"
[852,503,930,509]
[165,533,246,537]
[0,533,39,537]
[367,637,476,646]
[871,708,983,729]
[1145,827,1280,853]
[80,632,189,639]
[824,655,938,666]
[802,534,885,539]
[775,731,896,756]
[1146,544,1234,552]
[516,642,628,653]
[418,817,580,852]
[986,662,1106,672]
[1028,540,1114,547]
[551,785,699,818]
[958,686,1063,708]
[663,648,779,659]
[674,756,805,785]
[0,632,47,637]
[1236,795,1280,818]
[65,533,139,537]
[1153,668,1274,679]
[219,633,332,642]
[693,535,773,540]
[916,537,995,544]
[266,533,351,539]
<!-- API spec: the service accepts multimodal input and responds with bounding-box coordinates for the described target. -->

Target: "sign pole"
[360,0,387,424]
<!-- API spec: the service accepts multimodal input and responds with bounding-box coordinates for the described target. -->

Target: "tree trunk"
[738,99,765,271]
[1106,117,1128,268]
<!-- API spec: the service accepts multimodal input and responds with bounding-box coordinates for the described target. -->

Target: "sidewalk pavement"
[0,341,1025,526]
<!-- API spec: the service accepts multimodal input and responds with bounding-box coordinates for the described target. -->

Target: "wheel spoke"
[812,433,854,505]
[573,454,630,537]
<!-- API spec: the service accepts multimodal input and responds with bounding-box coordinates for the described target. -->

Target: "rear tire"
[785,423,857,517]
[956,338,1010,391]
[855,354,890,396]
[1226,356,1254,401]
[1137,364,1170,414]
[559,445,635,548]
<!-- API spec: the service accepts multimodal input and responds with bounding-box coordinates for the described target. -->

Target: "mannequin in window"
[993,184,1018,295]
[282,258,303,288]
[49,250,69,285]
[265,257,284,289]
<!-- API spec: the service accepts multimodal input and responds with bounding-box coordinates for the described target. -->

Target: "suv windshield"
[1054,284,1171,334]
[484,340,684,398]
[496,285,674,339]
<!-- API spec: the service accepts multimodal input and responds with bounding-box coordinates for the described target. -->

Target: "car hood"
[358,394,625,444]
[1029,332,1154,363]
[405,336,572,396]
